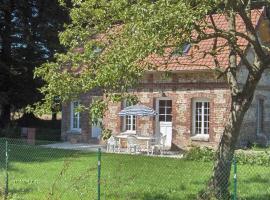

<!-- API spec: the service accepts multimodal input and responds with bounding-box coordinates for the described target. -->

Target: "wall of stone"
[237,54,270,145]
[62,68,270,148]
[239,88,270,145]
[103,71,231,149]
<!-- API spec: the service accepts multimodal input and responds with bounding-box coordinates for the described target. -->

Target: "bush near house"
[185,146,270,166]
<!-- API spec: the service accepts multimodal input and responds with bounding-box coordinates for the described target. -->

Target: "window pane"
[167,107,172,115]
[72,101,80,129]
[194,100,209,135]
[73,115,78,128]
[159,107,166,115]
[159,115,165,122]
[159,100,166,107]
[125,115,136,131]
[166,100,172,107]
[133,116,136,130]
[166,115,172,122]
[79,113,81,128]
[126,116,131,130]
[258,99,264,133]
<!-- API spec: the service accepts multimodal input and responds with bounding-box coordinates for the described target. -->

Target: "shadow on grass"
[0,143,96,168]
[0,187,33,200]
[137,192,196,200]
[243,174,270,184]
[239,194,270,200]
[104,190,197,200]
[143,193,178,200]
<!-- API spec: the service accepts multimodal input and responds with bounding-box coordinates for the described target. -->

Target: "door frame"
[155,97,173,148]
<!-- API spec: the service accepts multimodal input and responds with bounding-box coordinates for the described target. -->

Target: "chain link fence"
[0,138,269,200]
[0,138,98,200]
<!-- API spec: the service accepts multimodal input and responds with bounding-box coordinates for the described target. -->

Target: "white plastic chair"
[107,136,120,153]
[151,135,166,155]
[127,136,140,154]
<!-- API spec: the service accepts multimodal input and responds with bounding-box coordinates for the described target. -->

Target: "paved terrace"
[41,142,184,158]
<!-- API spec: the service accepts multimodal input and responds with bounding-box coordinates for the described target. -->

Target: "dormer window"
[172,42,191,56]
[182,43,191,54]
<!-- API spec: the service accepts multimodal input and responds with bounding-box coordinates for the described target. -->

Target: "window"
[124,101,136,132]
[193,100,210,135]
[158,100,172,122]
[172,42,191,56]
[71,101,81,131]
[257,99,264,134]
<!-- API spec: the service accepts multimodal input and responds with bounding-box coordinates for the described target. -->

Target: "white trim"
[122,100,136,132]
[191,134,209,141]
[192,98,210,135]
[155,97,172,136]
[70,101,81,132]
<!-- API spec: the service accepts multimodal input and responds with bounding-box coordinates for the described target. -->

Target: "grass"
[0,143,269,200]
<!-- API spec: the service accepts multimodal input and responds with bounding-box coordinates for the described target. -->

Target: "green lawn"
[0,143,269,200]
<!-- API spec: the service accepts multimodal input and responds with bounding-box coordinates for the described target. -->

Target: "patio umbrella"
[118,104,157,116]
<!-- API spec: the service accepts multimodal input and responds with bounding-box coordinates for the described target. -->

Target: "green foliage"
[185,147,270,166]
[90,100,107,125]
[101,128,112,141]
[184,146,215,162]
[235,151,270,166]
[34,0,218,114]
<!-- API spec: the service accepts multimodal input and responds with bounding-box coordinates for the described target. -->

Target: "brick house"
[61,8,270,149]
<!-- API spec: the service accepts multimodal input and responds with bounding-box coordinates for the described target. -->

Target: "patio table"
[115,134,154,155]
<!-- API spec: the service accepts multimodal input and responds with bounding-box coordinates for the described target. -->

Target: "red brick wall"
[102,71,231,149]
[62,70,270,149]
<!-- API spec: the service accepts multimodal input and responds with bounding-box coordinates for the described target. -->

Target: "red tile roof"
[148,9,264,72]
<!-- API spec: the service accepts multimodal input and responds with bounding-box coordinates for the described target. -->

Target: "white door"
[91,97,102,139]
[156,99,172,149]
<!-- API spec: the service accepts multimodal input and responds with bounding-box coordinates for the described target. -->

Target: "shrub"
[185,146,270,166]
[235,151,270,166]
[184,146,215,162]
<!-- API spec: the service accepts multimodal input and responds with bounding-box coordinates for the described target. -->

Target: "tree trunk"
[198,91,256,200]
[52,112,57,121]
[208,114,243,199]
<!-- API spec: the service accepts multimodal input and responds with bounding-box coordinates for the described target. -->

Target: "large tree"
[0,0,70,128]
[35,0,270,199]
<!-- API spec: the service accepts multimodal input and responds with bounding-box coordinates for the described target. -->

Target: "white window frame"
[256,98,264,135]
[158,99,172,122]
[192,99,210,135]
[70,101,81,132]
[123,100,136,133]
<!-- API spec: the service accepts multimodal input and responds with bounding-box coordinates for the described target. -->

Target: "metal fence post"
[5,140,9,200]
[97,148,101,200]
[233,157,237,200]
